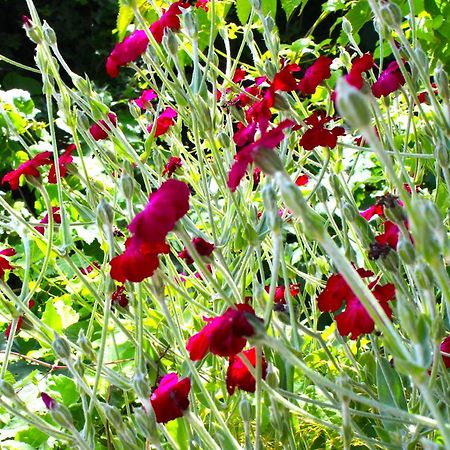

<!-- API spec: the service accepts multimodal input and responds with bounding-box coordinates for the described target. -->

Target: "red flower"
[0,248,16,278]
[227,120,294,192]
[89,113,117,141]
[162,156,182,177]
[111,285,128,308]
[371,61,405,98]
[148,107,177,137]
[134,89,157,109]
[41,392,58,410]
[440,336,450,369]
[271,63,301,93]
[298,56,332,95]
[150,2,188,44]
[375,220,401,249]
[345,53,374,89]
[80,261,100,275]
[110,180,190,283]
[178,237,215,265]
[295,174,309,186]
[253,167,262,187]
[317,269,395,339]
[186,304,256,360]
[360,203,385,221]
[106,30,150,78]
[233,122,258,148]
[48,144,75,184]
[232,68,247,83]
[226,347,268,395]
[196,0,209,11]
[128,179,190,244]
[35,207,61,235]
[300,111,345,150]
[2,152,52,190]
[265,284,300,304]
[150,373,191,423]
[5,299,35,339]
[110,236,169,283]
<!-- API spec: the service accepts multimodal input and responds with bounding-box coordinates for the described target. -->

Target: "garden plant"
[1,0,450,448]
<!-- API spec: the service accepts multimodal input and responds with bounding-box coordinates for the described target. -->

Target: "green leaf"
[236,0,252,24]
[280,0,304,19]
[41,299,63,333]
[116,3,135,41]
[376,357,407,429]
[47,374,80,406]
[42,296,79,333]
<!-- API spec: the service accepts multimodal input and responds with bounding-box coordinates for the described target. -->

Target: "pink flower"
[89,113,117,141]
[106,30,150,78]
[41,392,57,410]
[2,152,52,190]
[227,120,294,192]
[186,304,256,360]
[226,348,267,395]
[178,237,215,265]
[147,107,177,137]
[162,156,182,177]
[0,248,15,279]
[150,1,188,44]
[150,373,191,423]
[35,207,61,235]
[300,111,345,150]
[298,56,333,95]
[440,336,450,369]
[134,89,158,109]
[371,61,405,98]
[48,144,75,184]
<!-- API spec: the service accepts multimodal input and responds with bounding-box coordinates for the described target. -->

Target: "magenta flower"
[134,89,158,109]
[298,55,333,95]
[106,30,150,78]
[48,144,75,184]
[371,61,405,98]
[89,113,117,141]
[147,107,177,137]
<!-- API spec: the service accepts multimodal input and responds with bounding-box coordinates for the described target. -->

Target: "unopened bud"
[196,97,212,131]
[77,329,95,360]
[414,47,429,73]
[239,397,252,422]
[22,16,42,43]
[266,367,279,388]
[164,30,179,56]
[42,22,57,46]
[435,63,449,101]
[183,11,198,39]
[133,373,150,400]
[52,333,71,361]
[134,407,157,438]
[0,380,17,399]
[129,100,141,119]
[414,263,434,290]
[76,110,90,130]
[264,60,277,80]
[397,236,416,265]
[435,142,449,167]
[254,147,284,175]
[336,78,373,129]
[329,174,343,197]
[342,17,352,36]
[96,200,114,227]
[217,132,230,148]
[120,174,134,200]
[102,403,124,430]
[342,203,358,222]
[316,186,329,203]
[380,2,403,28]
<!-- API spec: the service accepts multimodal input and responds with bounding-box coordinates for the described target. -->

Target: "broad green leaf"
[41,299,63,333]
[42,295,79,333]
[236,0,252,25]
[280,0,303,19]
[47,374,80,406]
[116,4,135,41]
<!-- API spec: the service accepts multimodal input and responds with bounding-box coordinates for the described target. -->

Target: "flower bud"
[336,78,373,129]
[129,100,141,119]
[380,2,403,28]
[77,329,95,360]
[239,397,252,422]
[254,147,284,176]
[90,99,110,121]
[133,372,150,400]
[414,47,429,73]
[217,132,230,148]
[342,203,358,222]
[435,141,449,167]
[134,407,157,439]
[22,16,42,43]
[266,367,279,389]
[264,60,277,80]
[96,200,114,227]
[329,174,343,197]
[76,110,90,130]
[120,173,134,200]
[42,22,57,46]
[196,97,213,131]
[183,11,198,39]
[52,333,71,361]
[51,403,74,429]
[316,186,329,203]
[397,236,416,265]
[414,263,434,290]
[164,30,179,56]
[0,380,17,400]
[72,75,91,95]
[102,403,124,430]
[342,17,353,36]
[435,62,449,101]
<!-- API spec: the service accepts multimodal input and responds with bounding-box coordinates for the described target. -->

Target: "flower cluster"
[110,179,190,283]
[317,268,395,339]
